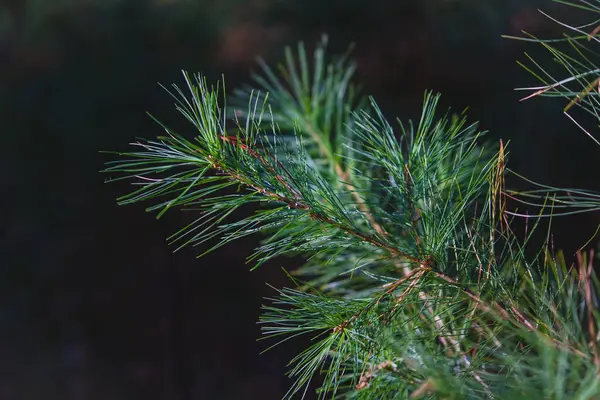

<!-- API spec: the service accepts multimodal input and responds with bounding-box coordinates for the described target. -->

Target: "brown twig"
[220,135,304,199]
[334,268,427,334]
[410,378,437,399]
[589,24,600,41]
[355,360,398,391]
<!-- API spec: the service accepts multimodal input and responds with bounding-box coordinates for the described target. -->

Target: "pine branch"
[105,27,600,399]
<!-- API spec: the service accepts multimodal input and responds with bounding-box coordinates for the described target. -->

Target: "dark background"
[2,1,599,399]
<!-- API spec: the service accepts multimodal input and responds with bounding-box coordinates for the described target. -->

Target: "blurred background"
[2,0,599,398]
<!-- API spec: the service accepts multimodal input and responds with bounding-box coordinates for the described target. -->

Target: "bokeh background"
[2,0,599,399]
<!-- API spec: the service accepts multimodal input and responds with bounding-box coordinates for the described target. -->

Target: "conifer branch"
[105,18,600,397]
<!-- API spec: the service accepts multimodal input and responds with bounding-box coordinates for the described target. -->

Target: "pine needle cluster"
[105,3,600,398]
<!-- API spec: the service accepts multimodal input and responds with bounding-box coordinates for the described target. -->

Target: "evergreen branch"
[105,28,600,398]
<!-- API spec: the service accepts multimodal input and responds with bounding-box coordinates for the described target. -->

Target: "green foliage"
[105,7,600,399]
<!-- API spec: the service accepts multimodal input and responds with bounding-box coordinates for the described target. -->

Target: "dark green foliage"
[105,4,600,398]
